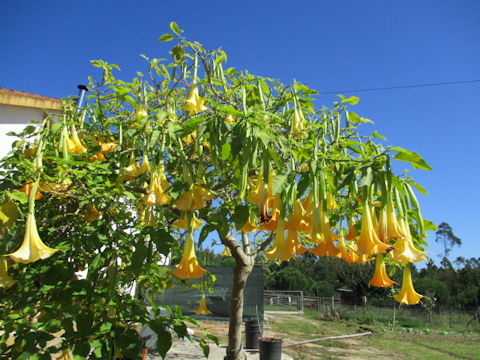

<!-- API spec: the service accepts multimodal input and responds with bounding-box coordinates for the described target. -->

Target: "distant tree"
[415,278,450,306]
[435,222,461,266]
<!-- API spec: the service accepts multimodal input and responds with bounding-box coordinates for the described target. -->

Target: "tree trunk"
[224,259,254,360]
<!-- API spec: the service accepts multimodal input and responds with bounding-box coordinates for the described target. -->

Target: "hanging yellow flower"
[389,218,426,264]
[173,213,204,230]
[285,199,308,231]
[345,218,357,241]
[64,126,86,155]
[171,220,207,279]
[18,181,42,200]
[265,217,293,262]
[99,139,119,154]
[337,236,358,263]
[220,246,231,257]
[286,229,307,256]
[194,294,212,315]
[356,202,392,255]
[0,257,16,288]
[144,165,172,206]
[292,105,305,136]
[393,264,423,305]
[138,204,157,228]
[247,175,275,224]
[385,199,406,240]
[326,193,338,210]
[8,213,59,264]
[369,254,396,287]
[55,350,74,360]
[123,153,151,179]
[310,206,340,257]
[182,85,208,115]
[240,212,257,233]
[174,183,212,212]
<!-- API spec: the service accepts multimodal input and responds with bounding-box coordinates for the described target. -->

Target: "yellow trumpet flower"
[240,212,257,233]
[386,199,406,239]
[55,350,74,360]
[0,257,16,288]
[8,213,59,264]
[389,218,426,264]
[286,229,307,256]
[326,193,338,210]
[171,227,207,279]
[393,264,423,305]
[292,105,305,135]
[123,153,151,179]
[220,246,231,257]
[183,85,208,115]
[99,139,119,154]
[369,254,396,287]
[310,206,340,257]
[18,181,42,200]
[63,126,86,155]
[138,204,157,228]
[285,199,308,231]
[144,165,172,206]
[345,218,357,241]
[265,217,293,262]
[173,213,204,230]
[194,294,212,315]
[337,236,358,263]
[356,202,392,255]
[247,175,275,224]
[257,195,281,231]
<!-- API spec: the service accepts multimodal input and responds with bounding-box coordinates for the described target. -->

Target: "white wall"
[0,104,44,159]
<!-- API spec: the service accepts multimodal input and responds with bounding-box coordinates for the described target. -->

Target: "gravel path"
[146,339,293,360]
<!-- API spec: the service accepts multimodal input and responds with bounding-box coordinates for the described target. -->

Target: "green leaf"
[392,147,433,171]
[371,131,386,140]
[231,205,250,230]
[200,338,210,358]
[151,321,172,358]
[170,22,182,35]
[130,241,147,272]
[423,218,438,231]
[221,142,231,160]
[359,167,373,187]
[149,129,162,149]
[73,342,91,358]
[296,171,310,198]
[272,174,288,195]
[338,95,359,105]
[406,179,428,195]
[158,33,174,42]
[149,228,175,255]
[8,191,28,204]
[199,223,216,246]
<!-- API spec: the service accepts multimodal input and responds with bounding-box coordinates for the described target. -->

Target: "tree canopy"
[0,23,434,359]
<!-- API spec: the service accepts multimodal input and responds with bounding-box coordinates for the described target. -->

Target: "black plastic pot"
[259,337,282,360]
[245,320,263,349]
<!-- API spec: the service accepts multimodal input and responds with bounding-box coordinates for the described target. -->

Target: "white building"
[0,87,62,158]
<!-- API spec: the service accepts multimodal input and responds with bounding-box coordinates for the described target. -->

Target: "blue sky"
[1,1,479,265]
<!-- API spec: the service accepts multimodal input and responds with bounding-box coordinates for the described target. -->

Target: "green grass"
[265,310,480,360]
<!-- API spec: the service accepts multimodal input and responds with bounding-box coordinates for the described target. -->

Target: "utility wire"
[321,79,480,95]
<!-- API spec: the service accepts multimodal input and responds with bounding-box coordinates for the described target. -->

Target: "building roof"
[0,87,62,111]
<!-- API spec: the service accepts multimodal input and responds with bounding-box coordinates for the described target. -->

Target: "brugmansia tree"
[0,23,434,360]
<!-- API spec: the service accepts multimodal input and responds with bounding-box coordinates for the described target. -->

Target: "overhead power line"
[321,79,480,95]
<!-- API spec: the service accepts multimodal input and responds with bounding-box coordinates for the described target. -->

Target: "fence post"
[393,302,396,327]
[331,296,335,311]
